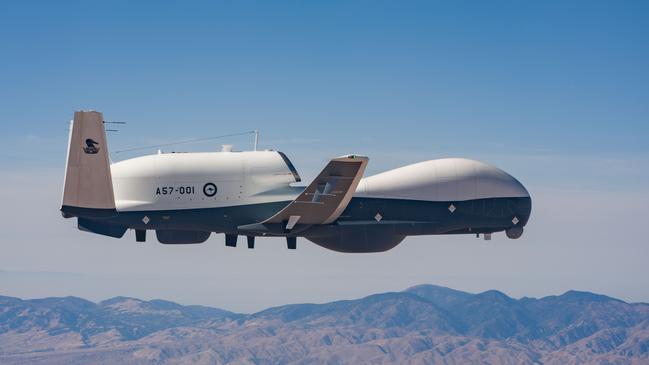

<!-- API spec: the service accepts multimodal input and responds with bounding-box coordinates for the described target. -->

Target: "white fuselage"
[112,151,298,211]
[111,152,529,213]
[60,110,532,250]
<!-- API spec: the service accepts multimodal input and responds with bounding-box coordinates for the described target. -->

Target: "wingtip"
[334,154,369,162]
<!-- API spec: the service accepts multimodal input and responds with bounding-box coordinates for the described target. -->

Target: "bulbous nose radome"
[468,159,530,200]
[356,158,531,202]
[466,160,531,239]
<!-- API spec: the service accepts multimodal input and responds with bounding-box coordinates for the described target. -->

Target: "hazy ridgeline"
[1,284,648,364]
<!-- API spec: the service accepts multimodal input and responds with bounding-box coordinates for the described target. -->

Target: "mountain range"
[1,285,648,364]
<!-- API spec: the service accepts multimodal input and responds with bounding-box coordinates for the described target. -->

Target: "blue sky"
[1,1,648,311]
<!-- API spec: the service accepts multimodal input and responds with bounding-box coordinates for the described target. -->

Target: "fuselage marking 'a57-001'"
[155,186,197,196]
[61,110,531,252]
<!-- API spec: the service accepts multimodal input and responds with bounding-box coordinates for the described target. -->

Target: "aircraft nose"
[472,160,530,200]
[467,159,531,235]
[505,180,532,239]
[512,194,532,225]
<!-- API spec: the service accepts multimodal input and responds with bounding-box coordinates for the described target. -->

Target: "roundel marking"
[203,183,217,197]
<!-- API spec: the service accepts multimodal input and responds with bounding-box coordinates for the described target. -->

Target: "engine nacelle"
[111,150,300,212]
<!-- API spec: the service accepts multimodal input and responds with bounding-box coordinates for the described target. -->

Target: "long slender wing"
[263,155,368,227]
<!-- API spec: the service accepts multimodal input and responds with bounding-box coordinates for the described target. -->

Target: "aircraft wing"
[238,155,368,235]
[264,154,368,228]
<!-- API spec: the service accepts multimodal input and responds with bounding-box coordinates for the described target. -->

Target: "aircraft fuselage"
[61,110,531,252]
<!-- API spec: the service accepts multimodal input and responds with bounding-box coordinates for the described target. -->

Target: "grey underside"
[63,196,532,239]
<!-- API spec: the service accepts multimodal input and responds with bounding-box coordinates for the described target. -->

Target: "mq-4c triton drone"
[61,111,532,252]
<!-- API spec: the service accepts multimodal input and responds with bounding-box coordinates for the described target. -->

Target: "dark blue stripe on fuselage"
[62,196,531,237]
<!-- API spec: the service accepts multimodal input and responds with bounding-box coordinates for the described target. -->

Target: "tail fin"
[61,110,116,214]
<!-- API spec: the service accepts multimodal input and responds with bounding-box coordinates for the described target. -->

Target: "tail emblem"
[83,138,100,154]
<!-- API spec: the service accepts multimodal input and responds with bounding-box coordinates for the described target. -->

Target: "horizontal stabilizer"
[78,218,127,238]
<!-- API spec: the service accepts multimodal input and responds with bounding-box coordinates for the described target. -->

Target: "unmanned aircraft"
[61,110,531,252]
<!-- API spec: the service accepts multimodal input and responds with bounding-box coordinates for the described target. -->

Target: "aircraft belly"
[67,195,530,239]
[335,196,532,234]
[108,201,292,233]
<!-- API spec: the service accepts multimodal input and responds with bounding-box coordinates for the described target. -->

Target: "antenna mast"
[254,130,259,151]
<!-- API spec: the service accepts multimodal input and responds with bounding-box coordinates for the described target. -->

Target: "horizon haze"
[1,1,648,314]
